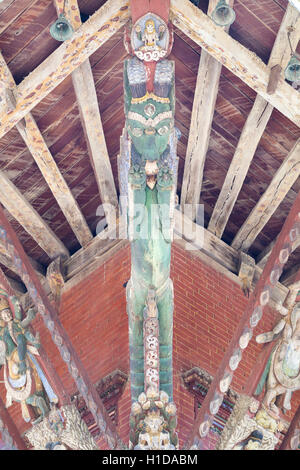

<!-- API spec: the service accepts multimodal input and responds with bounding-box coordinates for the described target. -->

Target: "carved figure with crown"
[0,289,56,423]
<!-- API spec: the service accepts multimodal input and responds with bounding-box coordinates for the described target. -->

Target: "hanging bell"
[211,0,236,27]
[50,14,74,42]
[284,55,300,82]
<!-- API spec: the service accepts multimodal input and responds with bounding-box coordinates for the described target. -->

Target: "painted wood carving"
[256,297,300,415]
[119,0,178,449]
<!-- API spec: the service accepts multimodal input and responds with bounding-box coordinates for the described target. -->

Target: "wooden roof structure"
[0,0,299,451]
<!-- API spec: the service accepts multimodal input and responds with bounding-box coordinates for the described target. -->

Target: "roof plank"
[207,3,300,238]
[53,0,118,228]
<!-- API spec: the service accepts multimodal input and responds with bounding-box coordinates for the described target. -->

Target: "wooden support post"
[0,206,125,450]
[184,185,300,449]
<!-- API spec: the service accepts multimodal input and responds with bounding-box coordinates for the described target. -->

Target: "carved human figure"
[0,290,54,423]
[256,301,300,415]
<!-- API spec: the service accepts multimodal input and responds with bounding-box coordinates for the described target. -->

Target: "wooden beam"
[184,177,300,449]
[0,53,93,248]
[207,4,300,238]
[0,0,130,140]
[0,204,124,449]
[53,0,118,228]
[0,266,70,407]
[17,114,93,247]
[170,0,300,126]
[0,176,68,259]
[280,404,300,450]
[232,138,300,252]
[180,0,233,216]
[174,208,289,306]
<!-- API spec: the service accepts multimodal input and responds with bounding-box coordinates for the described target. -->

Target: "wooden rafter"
[170,0,300,127]
[53,0,118,228]
[0,0,130,139]
[185,176,300,449]
[0,396,27,450]
[0,53,93,248]
[232,138,300,252]
[0,175,68,259]
[0,0,297,149]
[208,4,300,238]
[180,0,234,218]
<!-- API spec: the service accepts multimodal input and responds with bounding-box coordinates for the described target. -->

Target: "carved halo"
[130,13,170,62]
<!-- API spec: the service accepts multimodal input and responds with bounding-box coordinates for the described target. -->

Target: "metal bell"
[50,14,74,42]
[211,0,236,27]
[284,55,300,82]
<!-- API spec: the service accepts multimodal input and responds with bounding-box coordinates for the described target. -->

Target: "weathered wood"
[280,404,300,450]
[238,251,255,297]
[0,266,70,407]
[208,3,300,238]
[170,0,300,126]
[0,52,93,248]
[208,95,273,238]
[0,0,130,140]
[174,208,288,306]
[0,204,124,450]
[0,173,69,259]
[185,175,300,449]
[267,64,282,95]
[180,0,233,215]
[17,114,93,247]
[232,138,300,252]
[54,0,118,228]
[0,247,46,280]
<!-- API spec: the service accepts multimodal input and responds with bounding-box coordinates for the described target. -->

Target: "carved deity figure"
[256,301,300,415]
[0,289,56,423]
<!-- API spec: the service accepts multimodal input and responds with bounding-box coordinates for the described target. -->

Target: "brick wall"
[1,240,300,448]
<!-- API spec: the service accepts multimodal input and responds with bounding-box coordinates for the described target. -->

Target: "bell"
[284,55,300,82]
[211,0,236,27]
[50,14,74,42]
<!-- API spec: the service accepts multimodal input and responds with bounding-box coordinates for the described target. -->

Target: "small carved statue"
[0,289,56,423]
[256,300,300,415]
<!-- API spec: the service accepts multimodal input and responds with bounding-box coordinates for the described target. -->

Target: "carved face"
[127,99,173,161]
[1,308,12,323]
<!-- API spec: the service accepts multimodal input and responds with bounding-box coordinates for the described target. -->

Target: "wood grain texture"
[232,138,300,251]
